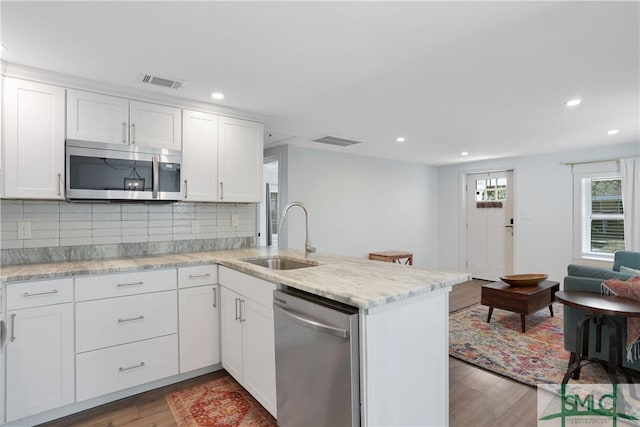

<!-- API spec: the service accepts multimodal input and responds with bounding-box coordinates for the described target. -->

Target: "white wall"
[437,142,640,283]
[284,146,439,269]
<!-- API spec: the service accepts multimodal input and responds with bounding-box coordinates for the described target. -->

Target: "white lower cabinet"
[6,302,74,422]
[74,270,179,403]
[179,284,220,373]
[219,267,277,417]
[1,264,281,423]
[76,334,179,401]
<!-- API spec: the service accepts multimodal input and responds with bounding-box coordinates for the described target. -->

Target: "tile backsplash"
[1,200,257,264]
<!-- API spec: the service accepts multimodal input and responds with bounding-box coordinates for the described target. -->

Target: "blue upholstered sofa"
[563,251,640,371]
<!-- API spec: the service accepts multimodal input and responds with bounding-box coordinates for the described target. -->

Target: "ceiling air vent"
[141,74,183,89]
[311,135,363,147]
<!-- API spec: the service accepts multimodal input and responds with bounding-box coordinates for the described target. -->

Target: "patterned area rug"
[449,303,614,386]
[166,376,277,427]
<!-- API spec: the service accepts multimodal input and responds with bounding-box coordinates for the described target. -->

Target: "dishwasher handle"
[274,302,349,339]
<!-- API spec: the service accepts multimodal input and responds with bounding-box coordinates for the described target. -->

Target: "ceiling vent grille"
[141,74,183,89]
[311,135,363,147]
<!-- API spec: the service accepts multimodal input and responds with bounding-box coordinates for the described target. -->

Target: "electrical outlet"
[191,220,200,234]
[231,214,239,227]
[17,221,31,239]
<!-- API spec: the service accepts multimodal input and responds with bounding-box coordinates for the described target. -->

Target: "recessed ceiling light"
[211,92,225,100]
[607,129,619,136]
[565,98,582,107]
[396,137,405,143]
[461,151,469,156]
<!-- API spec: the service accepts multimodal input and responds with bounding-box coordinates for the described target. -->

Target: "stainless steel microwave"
[65,140,182,201]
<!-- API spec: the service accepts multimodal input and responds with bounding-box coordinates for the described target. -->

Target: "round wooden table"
[555,290,640,384]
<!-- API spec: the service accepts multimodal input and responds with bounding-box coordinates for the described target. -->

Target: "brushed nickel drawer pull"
[188,273,211,279]
[22,289,58,297]
[212,287,217,308]
[122,122,127,143]
[118,315,144,323]
[10,314,16,342]
[57,173,62,196]
[119,362,145,372]
[117,281,144,287]
[131,123,136,144]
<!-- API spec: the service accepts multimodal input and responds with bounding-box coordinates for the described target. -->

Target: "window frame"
[572,161,623,262]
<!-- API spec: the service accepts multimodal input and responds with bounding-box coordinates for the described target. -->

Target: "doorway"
[465,170,514,281]
[258,159,279,247]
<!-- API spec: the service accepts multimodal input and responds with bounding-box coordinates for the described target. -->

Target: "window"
[581,176,624,255]
[573,162,625,261]
[475,177,507,201]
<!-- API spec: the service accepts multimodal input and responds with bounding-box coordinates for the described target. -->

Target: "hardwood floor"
[39,279,538,427]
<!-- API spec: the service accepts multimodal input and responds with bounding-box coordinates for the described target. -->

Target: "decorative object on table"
[499,273,548,287]
[449,303,617,386]
[166,376,277,427]
[368,251,413,265]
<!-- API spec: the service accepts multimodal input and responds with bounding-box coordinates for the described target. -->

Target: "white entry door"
[466,171,514,281]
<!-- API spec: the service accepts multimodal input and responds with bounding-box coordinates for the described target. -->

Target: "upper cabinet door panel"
[129,101,182,151]
[3,78,66,199]
[218,117,263,202]
[182,109,218,201]
[67,89,129,144]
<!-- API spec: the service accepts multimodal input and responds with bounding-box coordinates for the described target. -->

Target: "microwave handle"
[152,156,159,199]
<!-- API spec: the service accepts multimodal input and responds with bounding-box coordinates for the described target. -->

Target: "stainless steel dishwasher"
[274,287,360,427]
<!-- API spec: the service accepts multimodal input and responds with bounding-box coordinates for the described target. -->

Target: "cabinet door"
[182,110,218,201]
[129,101,182,150]
[218,117,263,202]
[243,298,277,417]
[179,285,220,373]
[6,303,74,422]
[3,78,65,199]
[66,89,129,144]
[220,286,244,383]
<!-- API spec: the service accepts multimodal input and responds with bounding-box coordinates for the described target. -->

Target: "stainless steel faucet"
[279,201,316,258]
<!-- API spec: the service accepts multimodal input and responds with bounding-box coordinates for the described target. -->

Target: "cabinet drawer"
[178,265,218,288]
[75,269,176,301]
[76,290,177,353]
[219,266,275,307]
[76,334,178,402]
[6,278,73,310]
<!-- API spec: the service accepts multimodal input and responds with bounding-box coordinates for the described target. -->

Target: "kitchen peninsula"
[1,248,469,426]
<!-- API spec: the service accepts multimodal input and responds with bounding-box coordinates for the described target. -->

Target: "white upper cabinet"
[182,109,219,201]
[218,116,263,202]
[129,101,182,150]
[2,78,66,199]
[66,89,129,144]
[66,89,182,151]
[182,112,263,203]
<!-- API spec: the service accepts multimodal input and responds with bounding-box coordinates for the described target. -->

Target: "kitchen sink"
[241,256,320,270]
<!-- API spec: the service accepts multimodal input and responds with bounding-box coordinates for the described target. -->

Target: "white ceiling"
[2,1,638,166]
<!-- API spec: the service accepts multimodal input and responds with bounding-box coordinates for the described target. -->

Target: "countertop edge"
[1,250,471,309]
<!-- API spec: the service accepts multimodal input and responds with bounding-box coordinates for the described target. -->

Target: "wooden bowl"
[500,274,548,287]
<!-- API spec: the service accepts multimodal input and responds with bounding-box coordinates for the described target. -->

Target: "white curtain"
[621,157,640,251]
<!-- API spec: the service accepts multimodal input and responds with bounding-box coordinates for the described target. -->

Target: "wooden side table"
[480,280,560,333]
[368,251,413,265]
[555,290,640,384]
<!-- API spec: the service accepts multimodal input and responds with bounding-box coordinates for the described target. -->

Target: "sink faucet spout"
[279,201,316,258]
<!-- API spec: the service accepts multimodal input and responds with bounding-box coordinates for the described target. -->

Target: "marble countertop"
[0,248,471,309]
